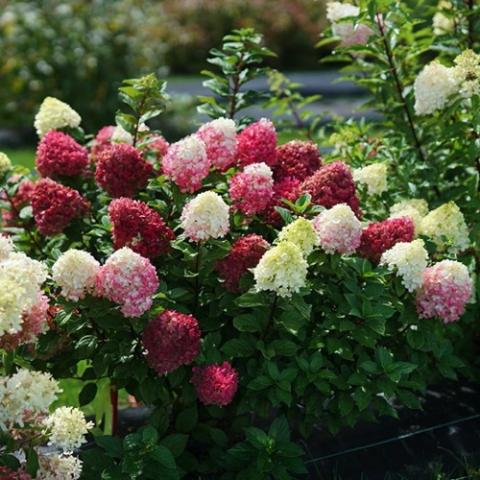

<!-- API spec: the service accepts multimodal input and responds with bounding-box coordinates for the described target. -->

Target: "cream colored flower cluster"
[45,406,94,452]
[34,97,81,138]
[181,191,230,241]
[326,2,373,47]
[0,151,12,177]
[390,199,429,233]
[52,249,100,301]
[0,241,48,335]
[414,62,457,115]
[353,163,388,196]
[254,241,308,297]
[0,369,60,427]
[277,218,318,257]
[38,453,83,480]
[380,239,429,292]
[453,49,480,98]
[433,1,455,36]
[420,201,469,253]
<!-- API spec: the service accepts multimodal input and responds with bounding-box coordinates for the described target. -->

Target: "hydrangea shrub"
[0,23,478,479]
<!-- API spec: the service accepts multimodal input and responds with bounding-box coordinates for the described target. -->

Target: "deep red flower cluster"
[36,131,89,178]
[216,234,269,292]
[108,198,175,258]
[2,179,35,227]
[358,216,415,263]
[236,118,277,167]
[301,161,360,216]
[95,144,153,197]
[142,310,201,375]
[274,140,321,181]
[0,466,32,480]
[191,361,239,407]
[264,177,303,226]
[31,178,89,235]
[91,125,115,160]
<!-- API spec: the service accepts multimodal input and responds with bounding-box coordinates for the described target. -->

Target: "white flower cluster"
[206,117,236,139]
[390,198,429,233]
[34,97,81,137]
[52,249,100,301]
[353,163,388,195]
[277,218,318,257]
[181,191,230,241]
[111,125,134,144]
[0,151,12,177]
[420,201,470,253]
[380,239,429,292]
[45,406,94,452]
[254,241,308,297]
[433,1,455,36]
[326,1,373,47]
[0,247,48,335]
[313,204,362,255]
[243,161,274,181]
[414,62,457,115]
[0,234,14,261]
[0,369,60,427]
[38,453,83,480]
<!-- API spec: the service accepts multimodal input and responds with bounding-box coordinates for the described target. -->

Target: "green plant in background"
[0,0,167,132]
[198,28,275,122]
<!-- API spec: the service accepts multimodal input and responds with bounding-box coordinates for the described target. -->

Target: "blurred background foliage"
[0,0,327,132]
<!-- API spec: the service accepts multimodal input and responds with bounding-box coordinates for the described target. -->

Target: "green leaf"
[222,338,255,357]
[142,425,159,445]
[79,382,97,406]
[96,435,123,458]
[233,314,264,332]
[175,405,198,433]
[269,416,290,443]
[149,445,179,480]
[160,434,188,458]
[25,448,39,477]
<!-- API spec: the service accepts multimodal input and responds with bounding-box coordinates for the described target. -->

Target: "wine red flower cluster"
[108,198,175,258]
[142,310,201,375]
[31,178,89,235]
[95,144,153,197]
[2,179,35,227]
[264,177,302,226]
[36,131,89,178]
[0,466,32,480]
[274,140,321,181]
[236,118,277,167]
[358,216,415,263]
[216,234,269,292]
[91,125,115,160]
[191,361,239,407]
[301,161,360,216]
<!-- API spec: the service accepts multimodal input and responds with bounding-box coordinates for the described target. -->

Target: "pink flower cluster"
[191,361,239,407]
[95,144,153,197]
[31,178,89,235]
[301,161,361,216]
[216,234,269,292]
[142,310,201,375]
[0,294,49,351]
[91,125,115,160]
[108,198,175,258]
[229,163,274,215]
[197,118,237,171]
[147,134,170,159]
[416,260,473,323]
[95,247,159,318]
[162,135,210,193]
[264,177,302,226]
[236,118,277,167]
[36,131,89,178]
[358,216,415,263]
[274,140,321,181]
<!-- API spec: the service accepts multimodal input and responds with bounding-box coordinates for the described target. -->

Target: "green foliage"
[198,28,275,121]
